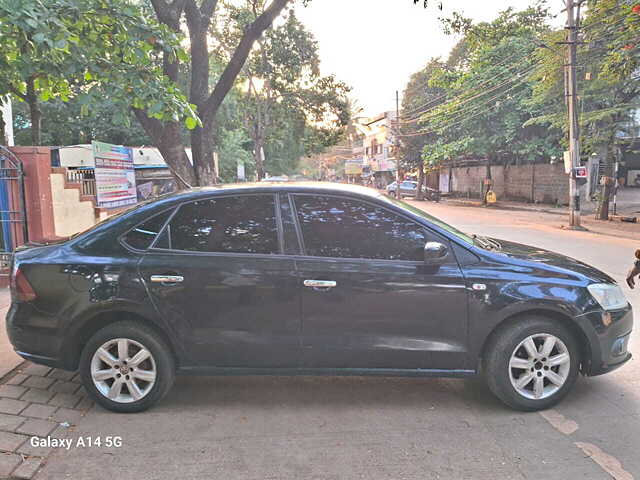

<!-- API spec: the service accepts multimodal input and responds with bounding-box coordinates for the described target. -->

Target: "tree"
[398,58,446,199]
[216,7,349,180]
[0,0,195,145]
[11,96,151,146]
[527,0,639,216]
[127,0,293,187]
[415,4,562,194]
[528,0,640,157]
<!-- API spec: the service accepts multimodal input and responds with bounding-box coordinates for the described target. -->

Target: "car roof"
[153,182,385,205]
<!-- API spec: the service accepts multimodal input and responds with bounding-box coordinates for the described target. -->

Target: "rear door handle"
[150,274,184,284]
[303,280,337,289]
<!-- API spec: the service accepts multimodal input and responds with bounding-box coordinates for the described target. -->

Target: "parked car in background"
[386,180,440,202]
[6,183,632,413]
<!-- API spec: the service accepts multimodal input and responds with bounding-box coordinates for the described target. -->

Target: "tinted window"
[167,195,279,254]
[294,195,427,261]
[122,209,173,250]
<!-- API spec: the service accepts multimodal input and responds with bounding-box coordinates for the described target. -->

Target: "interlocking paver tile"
[0,452,22,477]
[16,418,57,437]
[0,398,28,415]
[47,370,76,381]
[12,456,43,479]
[20,388,55,404]
[21,404,56,420]
[21,364,52,377]
[51,407,84,424]
[21,376,55,390]
[47,393,83,409]
[0,385,27,399]
[6,374,28,386]
[0,413,24,432]
[49,381,81,395]
[0,431,28,452]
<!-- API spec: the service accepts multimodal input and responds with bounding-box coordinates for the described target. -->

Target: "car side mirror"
[424,241,448,264]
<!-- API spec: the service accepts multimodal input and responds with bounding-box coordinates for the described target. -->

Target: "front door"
[291,194,469,371]
[139,193,300,368]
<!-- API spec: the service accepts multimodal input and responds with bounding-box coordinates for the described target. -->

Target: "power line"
[398,60,543,127]
[395,65,544,138]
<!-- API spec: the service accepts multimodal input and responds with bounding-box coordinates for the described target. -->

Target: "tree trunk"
[596,176,614,220]
[416,162,425,201]
[0,113,6,145]
[26,78,41,146]
[254,140,266,180]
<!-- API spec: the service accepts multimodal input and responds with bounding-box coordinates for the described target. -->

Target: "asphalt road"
[37,202,640,480]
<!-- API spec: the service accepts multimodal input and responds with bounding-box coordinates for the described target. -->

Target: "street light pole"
[565,0,583,228]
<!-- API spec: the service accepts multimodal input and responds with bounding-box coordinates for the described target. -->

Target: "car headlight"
[587,283,628,311]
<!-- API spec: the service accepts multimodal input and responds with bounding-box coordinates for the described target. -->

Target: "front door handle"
[303,279,337,289]
[150,274,184,285]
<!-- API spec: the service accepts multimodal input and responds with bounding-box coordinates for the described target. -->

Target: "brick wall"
[447,163,570,205]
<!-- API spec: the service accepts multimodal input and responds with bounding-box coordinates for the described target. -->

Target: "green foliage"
[217,6,350,179]
[0,0,199,144]
[528,0,640,156]
[401,3,569,169]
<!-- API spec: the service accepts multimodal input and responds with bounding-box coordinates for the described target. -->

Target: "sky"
[296,0,564,117]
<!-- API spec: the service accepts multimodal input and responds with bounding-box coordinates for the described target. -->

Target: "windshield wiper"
[472,234,501,250]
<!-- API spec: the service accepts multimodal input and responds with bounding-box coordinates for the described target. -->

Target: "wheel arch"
[62,310,179,371]
[478,308,592,374]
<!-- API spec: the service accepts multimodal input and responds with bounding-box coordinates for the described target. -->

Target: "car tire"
[483,316,580,411]
[79,321,175,413]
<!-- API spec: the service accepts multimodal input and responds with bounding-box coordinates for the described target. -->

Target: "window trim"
[290,193,443,262]
[118,206,178,254]
[147,193,283,256]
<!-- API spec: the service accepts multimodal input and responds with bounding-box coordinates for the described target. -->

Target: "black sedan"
[6,183,632,412]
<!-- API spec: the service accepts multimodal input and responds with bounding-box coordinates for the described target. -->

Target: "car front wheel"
[483,316,580,411]
[80,321,175,413]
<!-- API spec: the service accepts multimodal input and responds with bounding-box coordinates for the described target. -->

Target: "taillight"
[11,266,37,302]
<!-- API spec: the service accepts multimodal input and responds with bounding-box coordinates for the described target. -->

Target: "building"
[355,112,398,188]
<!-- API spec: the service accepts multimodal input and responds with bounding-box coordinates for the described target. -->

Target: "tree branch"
[132,107,165,143]
[200,0,218,18]
[200,0,290,122]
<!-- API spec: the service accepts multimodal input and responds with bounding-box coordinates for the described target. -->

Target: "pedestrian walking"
[626,249,640,289]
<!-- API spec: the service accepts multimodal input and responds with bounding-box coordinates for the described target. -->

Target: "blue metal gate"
[0,146,28,275]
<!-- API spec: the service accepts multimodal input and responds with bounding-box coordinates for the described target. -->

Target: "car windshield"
[384,196,475,245]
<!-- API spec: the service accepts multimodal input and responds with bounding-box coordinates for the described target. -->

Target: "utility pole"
[395,90,401,200]
[564,0,583,228]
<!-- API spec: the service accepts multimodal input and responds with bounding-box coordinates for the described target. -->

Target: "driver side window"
[293,195,429,261]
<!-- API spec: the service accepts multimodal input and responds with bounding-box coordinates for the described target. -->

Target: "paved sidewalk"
[0,363,92,479]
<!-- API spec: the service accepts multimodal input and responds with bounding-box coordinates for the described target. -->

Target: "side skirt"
[176,367,477,378]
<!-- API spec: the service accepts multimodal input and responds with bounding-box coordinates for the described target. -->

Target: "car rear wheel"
[483,316,580,411]
[80,321,175,413]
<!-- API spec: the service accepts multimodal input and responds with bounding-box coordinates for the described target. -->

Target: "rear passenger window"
[165,195,279,254]
[123,210,173,250]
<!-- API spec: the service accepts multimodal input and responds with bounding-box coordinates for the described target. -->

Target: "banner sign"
[92,141,137,209]
[345,159,363,175]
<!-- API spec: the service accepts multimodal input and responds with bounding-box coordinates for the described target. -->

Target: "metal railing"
[66,168,96,197]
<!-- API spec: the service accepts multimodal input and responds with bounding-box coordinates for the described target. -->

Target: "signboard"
[574,166,587,179]
[345,160,363,175]
[92,141,137,209]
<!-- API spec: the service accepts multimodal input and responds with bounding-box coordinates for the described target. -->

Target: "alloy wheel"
[508,333,571,400]
[90,338,157,403]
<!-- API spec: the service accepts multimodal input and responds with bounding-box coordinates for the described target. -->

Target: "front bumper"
[575,305,633,376]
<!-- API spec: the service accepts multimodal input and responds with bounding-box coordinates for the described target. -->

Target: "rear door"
[138,193,301,368]
[291,194,469,370]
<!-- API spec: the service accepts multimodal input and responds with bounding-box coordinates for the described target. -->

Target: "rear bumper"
[6,303,67,369]
[576,306,633,376]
